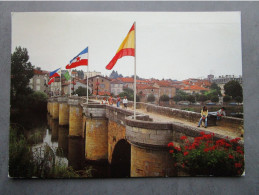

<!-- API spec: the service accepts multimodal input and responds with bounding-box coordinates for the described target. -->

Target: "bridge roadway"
[97,100,242,139]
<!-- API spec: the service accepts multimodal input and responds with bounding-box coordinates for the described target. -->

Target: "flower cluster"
[168,133,244,176]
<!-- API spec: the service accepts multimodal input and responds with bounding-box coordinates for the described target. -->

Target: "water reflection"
[68,137,85,170]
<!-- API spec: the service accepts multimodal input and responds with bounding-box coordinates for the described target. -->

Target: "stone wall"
[108,120,126,164]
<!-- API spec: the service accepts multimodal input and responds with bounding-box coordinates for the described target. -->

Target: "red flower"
[204,148,210,152]
[169,150,174,153]
[235,163,242,168]
[168,142,174,147]
[225,143,231,148]
[180,136,187,140]
[200,132,205,136]
[174,147,181,151]
[182,163,185,168]
[184,151,189,156]
[237,150,244,155]
[229,154,234,159]
[236,146,241,151]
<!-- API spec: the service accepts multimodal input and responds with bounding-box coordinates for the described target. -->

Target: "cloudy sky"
[12,12,242,80]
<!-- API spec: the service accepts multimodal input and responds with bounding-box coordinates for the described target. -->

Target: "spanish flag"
[106,23,135,70]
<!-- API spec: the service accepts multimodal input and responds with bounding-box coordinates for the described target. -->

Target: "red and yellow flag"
[106,24,135,70]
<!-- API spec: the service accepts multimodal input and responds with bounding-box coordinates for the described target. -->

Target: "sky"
[12,12,242,81]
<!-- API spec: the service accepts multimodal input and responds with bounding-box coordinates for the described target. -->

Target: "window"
[36,85,40,91]
[36,78,40,84]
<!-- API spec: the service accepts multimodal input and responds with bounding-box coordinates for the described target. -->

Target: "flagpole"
[87,47,89,104]
[69,69,71,97]
[134,21,136,120]
[60,68,62,96]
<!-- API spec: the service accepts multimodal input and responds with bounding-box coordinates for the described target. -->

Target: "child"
[216,107,226,120]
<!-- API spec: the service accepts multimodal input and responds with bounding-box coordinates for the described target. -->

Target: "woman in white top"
[123,96,128,109]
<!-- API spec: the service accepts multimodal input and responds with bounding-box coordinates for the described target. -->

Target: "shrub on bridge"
[168,133,244,176]
[147,94,155,102]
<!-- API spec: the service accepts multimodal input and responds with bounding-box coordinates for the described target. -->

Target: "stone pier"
[68,97,83,137]
[58,97,69,126]
[83,103,108,161]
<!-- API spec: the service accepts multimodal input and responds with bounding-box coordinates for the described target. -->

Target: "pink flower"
[168,142,174,147]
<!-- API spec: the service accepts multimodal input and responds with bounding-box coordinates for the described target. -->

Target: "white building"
[29,69,49,93]
[84,71,101,79]
[111,79,124,95]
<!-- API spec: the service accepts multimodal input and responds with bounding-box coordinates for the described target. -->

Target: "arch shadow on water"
[110,139,131,178]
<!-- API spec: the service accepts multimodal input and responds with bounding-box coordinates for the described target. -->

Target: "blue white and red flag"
[49,68,61,79]
[48,77,55,85]
[66,47,88,69]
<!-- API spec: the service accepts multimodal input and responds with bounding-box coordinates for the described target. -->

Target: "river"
[10,111,126,178]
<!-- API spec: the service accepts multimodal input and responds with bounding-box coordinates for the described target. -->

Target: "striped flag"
[106,24,135,70]
[49,68,61,79]
[48,78,54,85]
[66,47,88,69]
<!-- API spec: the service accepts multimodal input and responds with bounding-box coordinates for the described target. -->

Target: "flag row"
[48,23,135,85]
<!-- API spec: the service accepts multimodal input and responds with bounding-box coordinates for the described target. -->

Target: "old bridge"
[47,96,243,177]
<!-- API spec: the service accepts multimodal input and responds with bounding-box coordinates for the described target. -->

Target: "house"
[89,75,111,95]
[182,85,209,94]
[29,69,49,94]
[137,84,159,101]
[50,77,62,96]
[153,81,176,98]
[111,79,124,95]
[84,71,101,79]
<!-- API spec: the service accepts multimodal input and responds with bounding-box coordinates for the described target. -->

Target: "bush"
[147,94,155,102]
[159,94,169,102]
[186,95,195,103]
[168,133,244,176]
[223,95,232,103]
[211,95,219,103]
[235,96,243,103]
[75,86,91,96]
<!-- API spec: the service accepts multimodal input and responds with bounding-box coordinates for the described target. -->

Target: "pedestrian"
[108,95,113,105]
[101,97,108,105]
[116,95,121,108]
[197,106,208,128]
[123,96,128,109]
[216,107,226,120]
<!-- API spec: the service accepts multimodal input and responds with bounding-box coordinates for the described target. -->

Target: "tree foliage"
[119,88,139,102]
[224,80,243,99]
[160,94,169,102]
[147,94,156,102]
[75,86,91,96]
[109,70,123,79]
[11,46,34,108]
[186,95,195,103]
[210,83,222,96]
[223,95,232,103]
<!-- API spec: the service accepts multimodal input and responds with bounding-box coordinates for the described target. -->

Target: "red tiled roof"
[34,69,49,75]
[137,84,159,90]
[182,85,209,91]
[117,77,134,83]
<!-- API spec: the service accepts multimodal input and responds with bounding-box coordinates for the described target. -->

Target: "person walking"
[197,106,208,128]
[108,95,113,105]
[123,96,128,109]
[116,95,121,108]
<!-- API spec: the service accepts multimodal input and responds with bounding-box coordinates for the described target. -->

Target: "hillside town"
[29,68,243,106]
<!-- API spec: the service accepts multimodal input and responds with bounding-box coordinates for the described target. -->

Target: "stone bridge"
[47,96,243,177]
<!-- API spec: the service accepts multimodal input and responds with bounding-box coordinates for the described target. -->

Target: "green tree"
[223,95,232,103]
[119,88,139,102]
[235,96,243,103]
[11,47,34,108]
[211,95,219,103]
[75,86,91,96]
[224,80,243,99]
[159,94,169,102]
[147,94,155,102]
[210,83,222,96]
[173,95,182,103]
[198,94,208,103]
[187,95,195,103]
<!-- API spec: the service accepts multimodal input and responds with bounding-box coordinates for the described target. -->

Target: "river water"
[10,111,119,178]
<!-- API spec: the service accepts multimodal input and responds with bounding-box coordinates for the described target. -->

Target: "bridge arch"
[110,139,131,178]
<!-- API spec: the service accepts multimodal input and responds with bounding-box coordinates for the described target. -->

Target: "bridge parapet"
[136,102,242,130]
[68,96,85,106]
